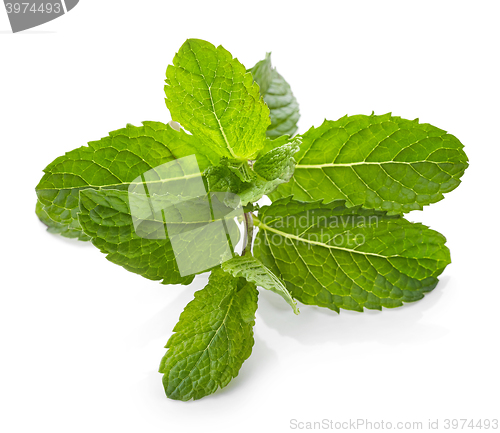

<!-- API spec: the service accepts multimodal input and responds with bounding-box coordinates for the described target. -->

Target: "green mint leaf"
[237,177,287,206]
[253,197,450,312]
[204,138,300,206]
[257,134,295,157]
[205,171,280,207]
[159,267,258,401]
[234,139,301,203]
[253,138,301,181]
[249,53,300,138]
[78,187,241,285]
[226,160,256,183]
[204,160,246,196]
[35,122,217,239]
[36,199,90,241]
[248,52,273,95]
[222,255,299,315]
[165,39,270,160]
[270,113,468,214]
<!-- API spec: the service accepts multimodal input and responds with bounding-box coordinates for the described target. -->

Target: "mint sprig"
[35,38,468,401]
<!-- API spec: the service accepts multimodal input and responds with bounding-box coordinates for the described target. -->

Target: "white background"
[1,1,499,432]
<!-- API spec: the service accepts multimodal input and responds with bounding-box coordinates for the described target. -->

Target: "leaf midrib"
[254,216,396,259]
[295,160,457,169]
[187,42,237,159]
[37,172,202,191]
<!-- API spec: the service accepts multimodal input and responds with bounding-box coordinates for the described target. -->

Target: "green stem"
[242,212,254,256]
